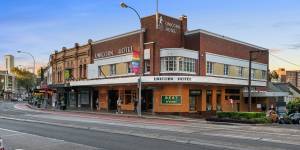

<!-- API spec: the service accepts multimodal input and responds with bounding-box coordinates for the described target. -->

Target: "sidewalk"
[24,103,204,123]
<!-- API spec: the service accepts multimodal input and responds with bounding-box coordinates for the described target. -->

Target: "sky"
[0,0,300,71]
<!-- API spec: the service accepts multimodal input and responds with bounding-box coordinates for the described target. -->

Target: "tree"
[12,67,35,92]
[287,98,300,114]
[270,70,279,80]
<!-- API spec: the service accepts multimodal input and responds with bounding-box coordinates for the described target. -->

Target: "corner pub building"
[70,13,269,115]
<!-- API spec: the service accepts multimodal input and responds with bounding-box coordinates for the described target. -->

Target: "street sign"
[161,96,182,105]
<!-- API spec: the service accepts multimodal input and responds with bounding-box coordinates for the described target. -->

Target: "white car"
[0,137,4,150]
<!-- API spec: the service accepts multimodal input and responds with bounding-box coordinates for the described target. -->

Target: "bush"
[287,98,300,114]
[217,112,266,120]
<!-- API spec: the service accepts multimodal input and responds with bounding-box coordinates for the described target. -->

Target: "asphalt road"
[0,101,300,150]
[0,101,220,150]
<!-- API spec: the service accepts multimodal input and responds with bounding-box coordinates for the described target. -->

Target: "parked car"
[289,113,300,124]
[278,112,292,124]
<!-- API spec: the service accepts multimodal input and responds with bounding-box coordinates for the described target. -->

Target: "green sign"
[161,96,182,105]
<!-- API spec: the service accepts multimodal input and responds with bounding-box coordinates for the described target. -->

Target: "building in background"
[285,70,300,90]
[0,70,16,100]
[4,55,14,74]
[49,41,93,110]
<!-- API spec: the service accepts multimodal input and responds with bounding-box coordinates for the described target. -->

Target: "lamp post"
[121,2,143,117]
[17,51,36,75]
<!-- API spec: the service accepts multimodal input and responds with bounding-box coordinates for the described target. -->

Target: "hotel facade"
[51,13,270,114]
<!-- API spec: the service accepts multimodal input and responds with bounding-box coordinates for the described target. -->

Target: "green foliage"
[249,117,272,124]
[287,98,300,114]
[12,67,35,91]
[217,112,266,120]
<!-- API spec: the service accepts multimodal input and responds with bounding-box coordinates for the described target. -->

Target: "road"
[0,101,299,150]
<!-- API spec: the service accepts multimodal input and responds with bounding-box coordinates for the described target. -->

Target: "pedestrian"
[117,97,122,114]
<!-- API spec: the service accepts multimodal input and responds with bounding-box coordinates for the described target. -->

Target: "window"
[98,66,102,77]
[251,69,255,79]
[238,67,243,77]
[262,70,266,79]
[110,64,116,75]
[224,64,229,75]
[206,62,214,74]
[127,62,132,73]
[79,65,82,78]
[144,60,150,73]
[83,64,87,78]
[161,56,196,73]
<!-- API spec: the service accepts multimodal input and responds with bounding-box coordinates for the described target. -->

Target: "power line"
[270,53,300,68]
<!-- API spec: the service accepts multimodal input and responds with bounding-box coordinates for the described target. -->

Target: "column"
[220,87,226,111]
[201,89,206,112]
[211,87,217,111]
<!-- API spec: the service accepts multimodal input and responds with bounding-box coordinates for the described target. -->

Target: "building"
[4,55,14,74]
[49,41,93,109]
[69,13,269,115]
[285,70,300,89]
[0,70,16,100]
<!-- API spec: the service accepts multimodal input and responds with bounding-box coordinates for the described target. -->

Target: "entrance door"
[92,90,98,110]
[189,90,201,111]
[108,90,118,111]
[142,90,153,112]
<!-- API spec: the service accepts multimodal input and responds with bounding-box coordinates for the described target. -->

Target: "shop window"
[224,64,229,76]
[206,90,212,111]
[144,60,150,73]
[216,90,222,111]
[206,62,214,74]
[110,64,116,75]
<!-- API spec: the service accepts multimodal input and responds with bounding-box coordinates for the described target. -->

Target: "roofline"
[92,29,145,45]
[185,29,268,51]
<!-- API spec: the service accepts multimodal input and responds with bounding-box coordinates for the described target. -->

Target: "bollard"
[0,137,4,150]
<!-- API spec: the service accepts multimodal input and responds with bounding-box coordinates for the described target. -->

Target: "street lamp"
[17,50,36,75]
[121,2,143,117]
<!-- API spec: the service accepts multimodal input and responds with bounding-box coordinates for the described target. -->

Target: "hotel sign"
[95,46,133,59]
[158,15,181,34]
[154,76,192,81]
[161,96,182,105]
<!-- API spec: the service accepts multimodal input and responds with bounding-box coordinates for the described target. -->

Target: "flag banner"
[132,51,140,61]
[131,61,140,74]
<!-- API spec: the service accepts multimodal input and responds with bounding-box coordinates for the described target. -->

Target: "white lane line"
[202,133,300,146]
[0,127,105,150]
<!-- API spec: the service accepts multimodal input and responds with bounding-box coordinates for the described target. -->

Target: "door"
[108,90,118,111]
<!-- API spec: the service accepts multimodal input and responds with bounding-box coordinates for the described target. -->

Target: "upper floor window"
[251,69,255,79]
[98,66,102,77]
[161,56,195,73]
[127,62,132,73]
[238,66,243,77]
[224,64,229,76]
[110,64,116,75]
[206,62,214,74]
[262,70,267,80]
[144,60,150,73]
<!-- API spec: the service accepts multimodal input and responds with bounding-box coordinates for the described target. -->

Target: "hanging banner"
[132,50,140,74]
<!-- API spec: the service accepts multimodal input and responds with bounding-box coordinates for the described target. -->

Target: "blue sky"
[0,0,300,70]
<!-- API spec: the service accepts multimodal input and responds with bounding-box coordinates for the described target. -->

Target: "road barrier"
[0,137,4,150]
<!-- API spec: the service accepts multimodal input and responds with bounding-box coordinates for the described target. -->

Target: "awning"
[243,91,289,97]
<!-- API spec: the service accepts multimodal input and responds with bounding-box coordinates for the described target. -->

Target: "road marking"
[0,127,105,150]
